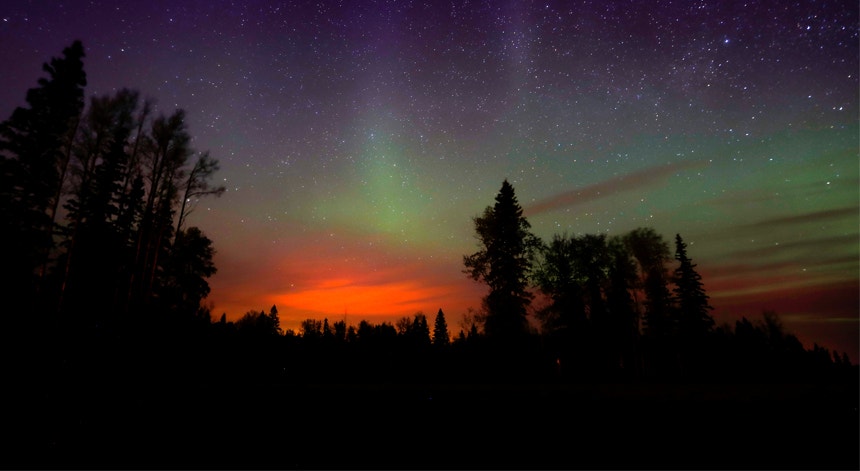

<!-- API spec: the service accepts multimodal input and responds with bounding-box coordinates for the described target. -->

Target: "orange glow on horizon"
[272,278,455,318]
[207,228,488,331]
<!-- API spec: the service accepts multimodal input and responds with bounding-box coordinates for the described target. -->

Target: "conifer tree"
[0,40,87,311]
[464,180,540,341]
[411,313,431,345]
[433,309,449,347]
[268,305,282,335]
[673,234,714,337]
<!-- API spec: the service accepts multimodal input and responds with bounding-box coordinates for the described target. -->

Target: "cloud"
[524,160,708,216]
[738,206,858,231]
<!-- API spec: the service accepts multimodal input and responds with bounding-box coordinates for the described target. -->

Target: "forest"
[1,41,856,470]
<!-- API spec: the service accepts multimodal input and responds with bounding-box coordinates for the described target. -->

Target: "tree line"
[0,40,224,340]
[210,179,852,383]
[460,179,854,380]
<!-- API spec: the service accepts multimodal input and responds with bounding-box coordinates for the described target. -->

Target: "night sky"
[1,1,857,360]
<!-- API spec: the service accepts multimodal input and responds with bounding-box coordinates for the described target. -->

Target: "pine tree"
[432,309,449,347]
[463,180,540,341]
[673,234,714,337]
[268,305,282,335]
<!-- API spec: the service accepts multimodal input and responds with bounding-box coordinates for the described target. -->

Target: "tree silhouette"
[396,315,413,335]
[0,39,87,316]
[301,318,323,339]
[533,233,591,375]
[673,234,714,338]
[175,151,226,240]
[235,308,280,337]
[333,320,348,342]
[411,312,431,346]
[534,233,587,336]
[56,89,141,319]
[433,309,449,347]
[605,236,640,372]
[268,305,282,335]
[396,314,430,348]
[535,233,637,375]
[154,226,217,318]
[463,180,540,341]
[131,109,193,308]
[623,227,674,339]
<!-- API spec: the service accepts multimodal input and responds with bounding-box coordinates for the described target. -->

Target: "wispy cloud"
[738,206,858,231]
[524,160,708,216]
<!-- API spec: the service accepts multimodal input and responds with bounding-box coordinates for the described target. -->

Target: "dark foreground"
[6,377,858,470]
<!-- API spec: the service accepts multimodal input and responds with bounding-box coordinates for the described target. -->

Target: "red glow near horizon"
[274,277,457,318]
[211,262,858,363]
[208,229,486,332]
[207,220,857,363]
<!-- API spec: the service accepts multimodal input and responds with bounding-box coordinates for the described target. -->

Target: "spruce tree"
[673,234,714,337]
[463,180,540,341]
[432,309,449,347]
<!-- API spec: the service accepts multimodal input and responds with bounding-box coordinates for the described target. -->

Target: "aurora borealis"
[1,1,857,360]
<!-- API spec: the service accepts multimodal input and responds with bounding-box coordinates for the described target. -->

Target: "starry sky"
[1,0,857,360]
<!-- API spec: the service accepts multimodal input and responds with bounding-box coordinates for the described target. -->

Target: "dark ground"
[6,378,858,470]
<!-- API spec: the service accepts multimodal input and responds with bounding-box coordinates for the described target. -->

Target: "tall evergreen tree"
[0,40,87,312]
[673,234,714,337]
[268,305,282,335]
[463,180,540,341]
[433,309,449,347]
